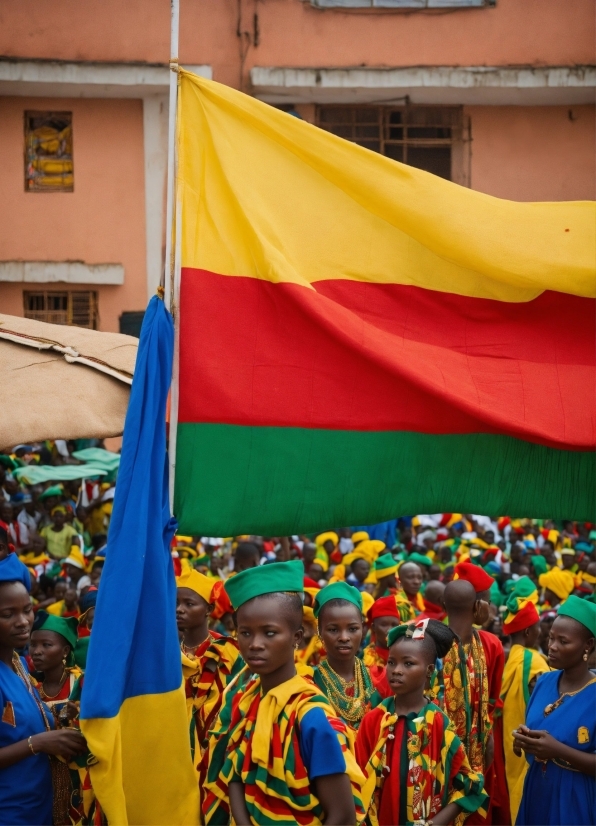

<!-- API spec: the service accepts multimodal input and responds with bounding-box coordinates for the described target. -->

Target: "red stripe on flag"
[179,268,595,451]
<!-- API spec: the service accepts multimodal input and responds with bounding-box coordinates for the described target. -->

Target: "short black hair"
[235,541,261,561]
[317,597,362,625]
[242,591,304,631]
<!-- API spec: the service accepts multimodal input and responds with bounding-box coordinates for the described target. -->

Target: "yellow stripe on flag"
[178,70,595,303]
[82,683,199,825]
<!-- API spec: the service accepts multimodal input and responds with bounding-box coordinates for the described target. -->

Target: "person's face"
[350,559,369,582]
[52,511,66,529]
[85,606,95,631]
[308,563,325,580]
[543,588,558,606]
[485,531,495,545]
[302,545,316,565]
[548,615,594,670]
[440,548,453,564]
[30,630,69,673]
[538,618,554,653]
[24,501,36,516]
[64,588,78,609]
[386,639,433,697]
[221,612,236,636]
[524,621,541,649]
[578,556,589,573]
[398,564,423,596]
[65,564,82,581]
[0,582,33,650]
[428,565,441,581]
[318,604,363,663]
[561,554,575,570]
[372,615,400,648]
[236,596,302,676]
[380,573,397,591]
[323,540,335,555]
[90,566,103,586]
[54,581,67,601]
[209,554,221,575]
[0,503,13,523]
[176,587,211,632]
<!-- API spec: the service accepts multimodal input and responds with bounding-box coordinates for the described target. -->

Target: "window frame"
[23,290,99,329]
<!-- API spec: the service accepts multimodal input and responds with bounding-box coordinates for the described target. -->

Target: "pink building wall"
[469,105,596,201]
[0,0,593,331]
[0,0,593,81]
[0,97,147,331]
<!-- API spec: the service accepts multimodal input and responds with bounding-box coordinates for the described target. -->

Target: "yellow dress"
[501,644,549,823]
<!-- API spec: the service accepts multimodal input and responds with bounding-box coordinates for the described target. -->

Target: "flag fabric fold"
[174,70,595,534]
[80,296,199,825]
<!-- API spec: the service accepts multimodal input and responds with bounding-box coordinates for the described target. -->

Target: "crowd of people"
[0,440,595,825]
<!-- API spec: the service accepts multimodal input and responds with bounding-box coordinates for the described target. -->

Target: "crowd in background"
[0,439,595,826]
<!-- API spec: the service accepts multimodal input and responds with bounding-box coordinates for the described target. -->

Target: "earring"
[583,652,589,661]
[294,642,300,650]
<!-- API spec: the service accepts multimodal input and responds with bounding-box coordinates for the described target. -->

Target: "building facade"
[0,0,594,332]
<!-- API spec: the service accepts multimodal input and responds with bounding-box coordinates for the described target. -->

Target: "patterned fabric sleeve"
[443,724,489,816]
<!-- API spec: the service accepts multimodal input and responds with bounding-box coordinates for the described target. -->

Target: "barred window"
[25,111,73,192]
[24,291,98,329]
[316,105,463,181]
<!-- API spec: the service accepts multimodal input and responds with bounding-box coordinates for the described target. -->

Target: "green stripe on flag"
[174,423,595,535]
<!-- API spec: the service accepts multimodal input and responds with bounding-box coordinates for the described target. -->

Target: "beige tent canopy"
[0,314,138,452]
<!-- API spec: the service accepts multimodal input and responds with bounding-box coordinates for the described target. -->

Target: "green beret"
[557,595,596,637]
[313,581,362,618]
[530,555,548,576]
[387,623,414,647]
[224,559,304,610]
[32,610,78,650]
[407,552,432,567]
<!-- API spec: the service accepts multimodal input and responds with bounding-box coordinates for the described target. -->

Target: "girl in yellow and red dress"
[176,568,243,766]
[356,619,487,826]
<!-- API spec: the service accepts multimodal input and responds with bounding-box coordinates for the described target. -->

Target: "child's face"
[318,603,363,663]
[372,615,400,648]
[386,639,432,697]
[236,595,302,677]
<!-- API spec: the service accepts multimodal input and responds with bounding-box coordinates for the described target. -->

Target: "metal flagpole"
[164,0,181,511]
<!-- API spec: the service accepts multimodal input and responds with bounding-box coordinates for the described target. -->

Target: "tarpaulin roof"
[0,314,137,452]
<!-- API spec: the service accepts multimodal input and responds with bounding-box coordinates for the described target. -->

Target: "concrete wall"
[0,0,593,87]
[468,104,596,201]
[0,97,147,331]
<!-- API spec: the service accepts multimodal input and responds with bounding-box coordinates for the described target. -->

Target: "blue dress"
[0,657,54,826]
[516,670,596,826]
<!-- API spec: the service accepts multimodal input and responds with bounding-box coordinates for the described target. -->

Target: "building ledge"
[0,59,212,98]
[0,261,124,286]
[251,65,596,106]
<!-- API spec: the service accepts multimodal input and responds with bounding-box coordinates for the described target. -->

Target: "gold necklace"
[544,675,596,716]
[181,632,213,657]
[12,653,52,731]
[40,669,68,700]
[317,659,372,725]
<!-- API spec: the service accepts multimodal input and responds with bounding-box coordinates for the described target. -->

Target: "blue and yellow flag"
[80,297,199,824]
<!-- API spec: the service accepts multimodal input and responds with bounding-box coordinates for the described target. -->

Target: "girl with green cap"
[514,595,596,825]
[202,560,366,825]
[355,618,487,826]
[312,581,376,730]
[29,610,81,724]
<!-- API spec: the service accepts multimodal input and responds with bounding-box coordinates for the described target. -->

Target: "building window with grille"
[24,291,98,329]
[24,111,73,192]
[316,105,467,183]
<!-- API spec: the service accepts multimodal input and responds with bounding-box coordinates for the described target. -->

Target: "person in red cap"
[438,576,505,825]
[500,584,549,824]
[362,594,414,697]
